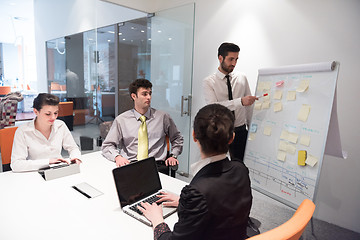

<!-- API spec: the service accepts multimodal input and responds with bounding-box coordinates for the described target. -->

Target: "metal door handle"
[181,95,191,117]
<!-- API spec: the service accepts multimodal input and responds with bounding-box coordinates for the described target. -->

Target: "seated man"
[101,79,183,174]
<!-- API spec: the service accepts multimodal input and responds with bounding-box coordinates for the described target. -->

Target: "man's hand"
[115,155,130,167]
[70,158,82,164]
[156,191,180,207]
[165,157,178,166]
[241,95,258,106]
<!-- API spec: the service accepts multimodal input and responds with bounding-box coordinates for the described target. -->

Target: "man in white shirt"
[203,43,260,237]
[203,42,257,162]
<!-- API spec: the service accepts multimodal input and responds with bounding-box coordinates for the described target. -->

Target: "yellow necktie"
[137,115,148,160]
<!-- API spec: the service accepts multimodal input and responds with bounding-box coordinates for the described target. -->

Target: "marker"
[256,93,268,98]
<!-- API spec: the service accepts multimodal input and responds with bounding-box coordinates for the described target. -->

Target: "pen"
[72,186,91,198]
[256,93,268,98]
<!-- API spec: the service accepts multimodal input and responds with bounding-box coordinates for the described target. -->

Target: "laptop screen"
[112,157,162,207]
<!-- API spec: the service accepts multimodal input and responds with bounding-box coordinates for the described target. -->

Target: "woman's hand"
[49,158,70,164]
[138,202,164,229]
[156,192,180,207]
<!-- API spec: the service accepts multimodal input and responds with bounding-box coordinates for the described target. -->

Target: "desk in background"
[15,112,36,121]
[0,151,186,240]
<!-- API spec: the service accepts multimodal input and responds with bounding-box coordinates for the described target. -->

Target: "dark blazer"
[157,158,252,240]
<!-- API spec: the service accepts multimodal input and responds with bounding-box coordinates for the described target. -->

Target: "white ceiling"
[0,0,34,44]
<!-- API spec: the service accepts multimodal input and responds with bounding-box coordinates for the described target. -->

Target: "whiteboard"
[244,61,339,209]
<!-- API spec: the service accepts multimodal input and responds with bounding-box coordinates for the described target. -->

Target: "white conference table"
[0,151,187,240]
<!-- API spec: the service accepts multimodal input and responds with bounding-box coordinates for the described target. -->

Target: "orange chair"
[0,127,18,172]
[247,199,315,240]
[165,135,177,178]
[0,86,11,96]
[58,102,74,131]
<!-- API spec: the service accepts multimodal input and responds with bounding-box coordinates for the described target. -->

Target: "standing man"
[102,79,183,174]
[203,43,260,237]
[203,42,257,162]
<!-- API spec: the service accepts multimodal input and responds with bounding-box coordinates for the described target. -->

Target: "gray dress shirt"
[101,107,183,162]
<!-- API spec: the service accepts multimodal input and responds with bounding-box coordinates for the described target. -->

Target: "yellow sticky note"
[298,150,307,166]
[264,81,271,90]
[306,154,318,167]
[277,151,286,162]
[288,132,299,144]
[257,82,264,92]
[286,143,297,154]
[248,132,256,141]
[274,90,283,100]
[300,135,311,146]
[296,79,310,92]
[262,101,270,109]
[287,91,296,101]
[297,104,311,122]
[274,102,282,112]
[263,126,272,136]
[254,102,262,110]
[280,130,289,140]
[278,140,287,151]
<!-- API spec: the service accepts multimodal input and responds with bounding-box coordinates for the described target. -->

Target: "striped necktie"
[137,115,148,160]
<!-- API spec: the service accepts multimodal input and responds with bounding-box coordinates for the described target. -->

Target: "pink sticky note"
[276,80,284,86]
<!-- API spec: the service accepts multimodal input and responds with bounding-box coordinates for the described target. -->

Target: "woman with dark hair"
[139,103,252,240]
[11,93,81,172]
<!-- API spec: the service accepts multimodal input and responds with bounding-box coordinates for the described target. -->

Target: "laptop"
[112,157,177,226]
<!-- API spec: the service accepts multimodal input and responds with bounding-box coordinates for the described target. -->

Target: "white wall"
[33,0,147,92]
[191,0,360,233]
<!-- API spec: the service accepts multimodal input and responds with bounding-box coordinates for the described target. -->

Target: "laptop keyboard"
[129,194,161,215]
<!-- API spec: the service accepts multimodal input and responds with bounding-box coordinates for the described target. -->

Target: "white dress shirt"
[190,153,227,176]
[11,119,81,172]
[203,69,253,127]
[101,107,183,162]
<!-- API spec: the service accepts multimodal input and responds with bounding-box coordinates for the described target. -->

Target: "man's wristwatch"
[169,153,178,159]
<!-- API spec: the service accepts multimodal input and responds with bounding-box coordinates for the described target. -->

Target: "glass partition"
[45,4,195,175]
[117,17,151,115]
[150,4,195,174]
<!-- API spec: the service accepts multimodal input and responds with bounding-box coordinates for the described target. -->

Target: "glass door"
[150,3,195,175]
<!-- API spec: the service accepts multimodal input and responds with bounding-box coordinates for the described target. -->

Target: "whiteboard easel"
[244,61,344,209]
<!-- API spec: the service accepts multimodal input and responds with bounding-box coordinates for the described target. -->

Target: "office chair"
[247,199,316,240]
[0,126,18,172]
[162,135,177,178]
[58,101,74,131]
